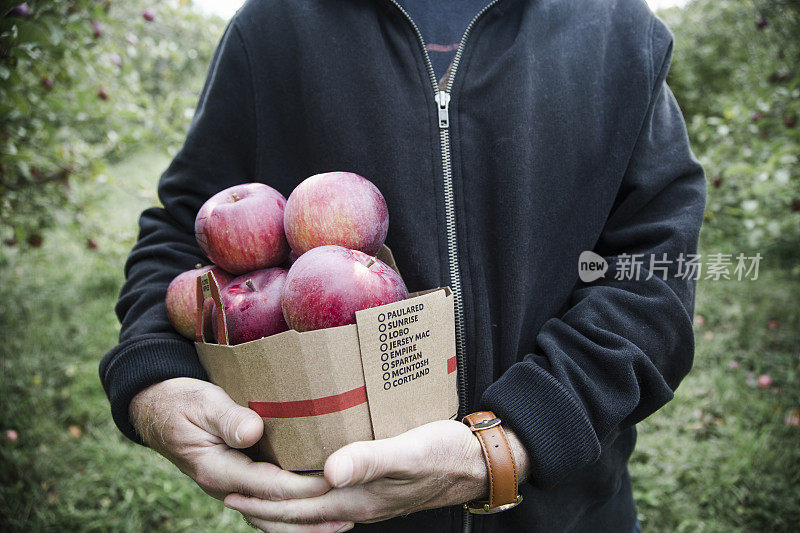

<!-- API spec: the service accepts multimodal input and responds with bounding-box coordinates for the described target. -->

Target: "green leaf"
[12,20,50,46]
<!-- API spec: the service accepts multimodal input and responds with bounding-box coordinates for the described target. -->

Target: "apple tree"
[662,0,799,258]
[0,0,223,248]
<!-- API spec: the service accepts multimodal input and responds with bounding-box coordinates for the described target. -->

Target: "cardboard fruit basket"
[193,246,459,471]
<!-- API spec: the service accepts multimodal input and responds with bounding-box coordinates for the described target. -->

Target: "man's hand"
[224,420,531,531]
[129,378,352,531]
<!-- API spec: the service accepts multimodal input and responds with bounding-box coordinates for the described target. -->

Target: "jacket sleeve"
[99,19,258,444]
[481,29,707,488]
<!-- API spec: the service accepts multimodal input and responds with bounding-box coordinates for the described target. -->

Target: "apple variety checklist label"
[356,289,458,439]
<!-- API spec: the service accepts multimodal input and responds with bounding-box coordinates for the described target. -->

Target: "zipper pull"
[435,91,451,129]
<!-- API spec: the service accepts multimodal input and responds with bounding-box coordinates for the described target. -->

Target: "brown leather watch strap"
[462,411,522,513]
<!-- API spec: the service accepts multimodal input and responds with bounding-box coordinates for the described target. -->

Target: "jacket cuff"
[480,358,601,488]
[100,337,208,445]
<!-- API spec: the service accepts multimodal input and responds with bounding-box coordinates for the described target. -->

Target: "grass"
[0,150,251,532]
[630,264,800,531]
[1,149,799,531]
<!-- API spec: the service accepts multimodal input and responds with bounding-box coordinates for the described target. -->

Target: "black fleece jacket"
[100,0,706,531]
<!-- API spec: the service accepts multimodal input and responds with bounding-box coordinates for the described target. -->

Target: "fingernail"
[234,420,246,443]
[336,523,355,532]
[331,455,353,487]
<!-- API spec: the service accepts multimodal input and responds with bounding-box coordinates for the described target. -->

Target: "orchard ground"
[0,149,798,531]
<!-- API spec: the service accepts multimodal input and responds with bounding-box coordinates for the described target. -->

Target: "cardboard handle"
[195,271,229,345]
[376,244,400,277]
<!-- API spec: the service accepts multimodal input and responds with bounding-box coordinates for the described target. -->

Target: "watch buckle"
[468,417,501,431]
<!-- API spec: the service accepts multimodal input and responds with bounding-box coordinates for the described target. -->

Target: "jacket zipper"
[387,2,502,532]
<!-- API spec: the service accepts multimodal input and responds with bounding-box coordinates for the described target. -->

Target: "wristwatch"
[462,411,523,514]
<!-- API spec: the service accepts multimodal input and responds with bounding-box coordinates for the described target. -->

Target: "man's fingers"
[243,515,353,533]
[192,447,331,501]
[225,488,379,525]
[189,384,264,448]
[324,434,422,488]
[139,381,331,503]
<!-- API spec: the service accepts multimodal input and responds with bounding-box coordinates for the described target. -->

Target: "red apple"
[109,52,122,67]
[195,183,289,275]
[8,3,30,18]
[757,374,772,389]
[142,8,155,22]
[282,245,408,332]
[284,172,388,256]
[212,268,289,345]
[166,265,233,340]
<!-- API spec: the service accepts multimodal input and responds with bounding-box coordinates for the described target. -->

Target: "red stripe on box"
[249,386,368,418]
[447,355,457,374]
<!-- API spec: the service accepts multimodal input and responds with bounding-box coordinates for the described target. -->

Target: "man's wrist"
[463,423,491,501]
[461,412,525,512]
[504,427,531,485]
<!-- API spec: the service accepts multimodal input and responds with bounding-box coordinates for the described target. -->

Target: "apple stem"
[246,279,256,292]
[365,257,376,269]
[232,193,241,202]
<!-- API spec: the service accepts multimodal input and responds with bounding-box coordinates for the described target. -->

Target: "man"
[101,0,706,531]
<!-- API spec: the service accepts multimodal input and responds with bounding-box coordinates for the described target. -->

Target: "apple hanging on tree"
[8,3,29,18]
